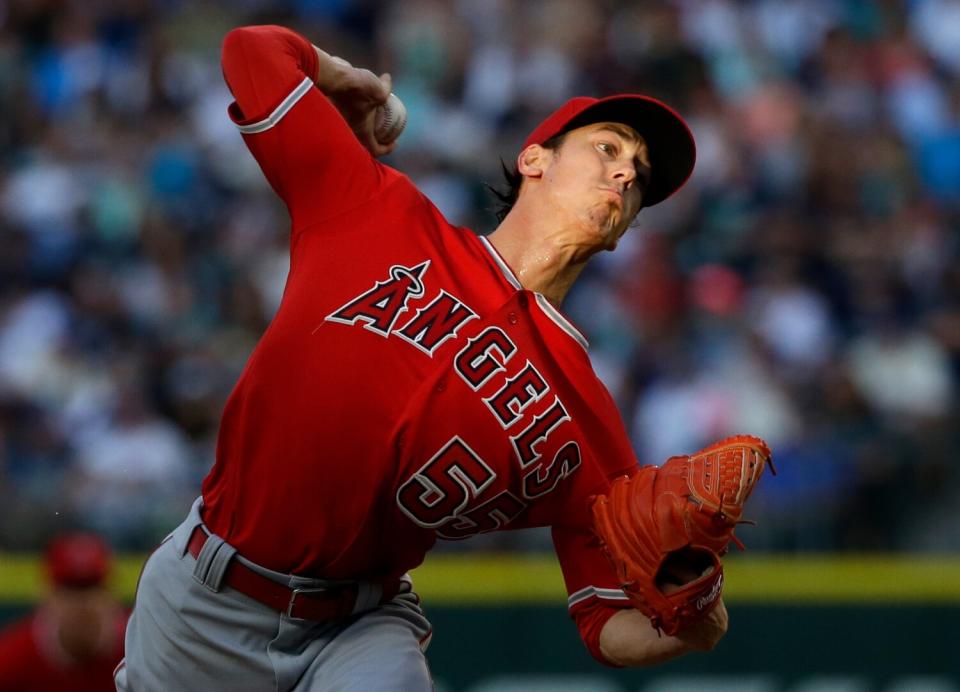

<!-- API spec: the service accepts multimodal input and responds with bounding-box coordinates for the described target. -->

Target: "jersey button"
[518,294,528,308]
[507,311,518,324]
[436,379,446,393]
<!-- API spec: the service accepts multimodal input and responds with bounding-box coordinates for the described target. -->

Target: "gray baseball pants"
[115,498,433,691]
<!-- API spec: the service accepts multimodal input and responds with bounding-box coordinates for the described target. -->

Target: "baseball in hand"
[374,93,407,145]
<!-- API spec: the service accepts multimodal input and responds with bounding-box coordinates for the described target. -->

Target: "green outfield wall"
[1,553,957,691]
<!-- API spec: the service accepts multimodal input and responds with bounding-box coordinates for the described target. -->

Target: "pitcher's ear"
[517,144,548,179]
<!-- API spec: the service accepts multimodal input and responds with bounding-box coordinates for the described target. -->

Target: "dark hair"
[487,132,567,223]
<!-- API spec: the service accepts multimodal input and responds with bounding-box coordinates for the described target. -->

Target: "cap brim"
[561,95,696,207]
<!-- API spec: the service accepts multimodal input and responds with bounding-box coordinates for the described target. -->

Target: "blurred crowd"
[0,0,958,553]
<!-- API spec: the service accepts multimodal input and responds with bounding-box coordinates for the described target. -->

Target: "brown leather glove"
[591,435,774,635]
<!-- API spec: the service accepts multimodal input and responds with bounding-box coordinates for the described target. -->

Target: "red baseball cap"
[45,533,112,589]
[522,94,696,208]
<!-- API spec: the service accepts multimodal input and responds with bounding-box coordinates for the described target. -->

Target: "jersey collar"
[478,236,589,351]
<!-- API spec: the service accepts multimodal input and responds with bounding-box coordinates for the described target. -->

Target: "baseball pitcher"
[116,24,773,691]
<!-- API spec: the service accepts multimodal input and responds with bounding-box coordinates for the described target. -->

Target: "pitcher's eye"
[596,142,617,156]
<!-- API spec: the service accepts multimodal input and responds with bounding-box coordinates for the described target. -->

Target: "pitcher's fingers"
[369,137,398,158]
[358,126,395,158]
[380,140,398,157]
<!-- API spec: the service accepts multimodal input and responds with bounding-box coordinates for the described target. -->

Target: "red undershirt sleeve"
[569,597,627,668]
[220,25,387,230]
[552,524,633,667]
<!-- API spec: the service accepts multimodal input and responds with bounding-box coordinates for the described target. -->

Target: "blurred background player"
[0,533,127,692]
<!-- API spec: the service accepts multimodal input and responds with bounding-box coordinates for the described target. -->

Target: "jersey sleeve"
[221,25,389,230]
[552,524,632,666]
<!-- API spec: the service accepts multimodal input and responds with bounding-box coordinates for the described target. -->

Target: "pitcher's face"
[538,122,651,250]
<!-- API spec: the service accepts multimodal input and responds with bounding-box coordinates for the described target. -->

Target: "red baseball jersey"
[0,610,126,692]
[205,25,642,661]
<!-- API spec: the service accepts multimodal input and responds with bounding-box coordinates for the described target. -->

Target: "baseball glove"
[591,435,774,635]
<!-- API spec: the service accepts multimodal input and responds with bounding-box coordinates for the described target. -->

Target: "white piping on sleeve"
[235,76,314,134]
[568,585,629,609]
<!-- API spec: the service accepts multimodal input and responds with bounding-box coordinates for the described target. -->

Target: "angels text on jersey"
[325,260,583,539]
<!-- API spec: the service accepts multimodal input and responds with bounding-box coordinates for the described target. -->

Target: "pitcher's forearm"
[599,600,728,667]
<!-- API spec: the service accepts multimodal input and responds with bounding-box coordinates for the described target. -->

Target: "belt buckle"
[286,586,328,620]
